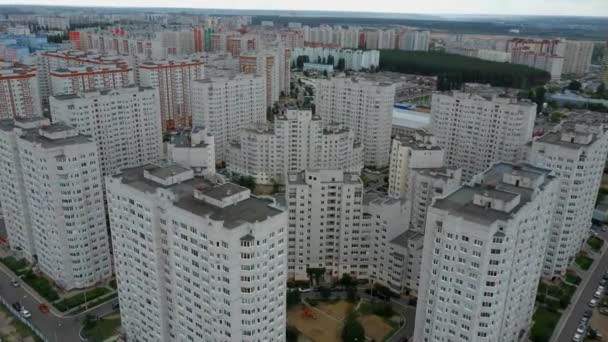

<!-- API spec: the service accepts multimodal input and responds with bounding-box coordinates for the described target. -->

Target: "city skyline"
[3,0,608,17]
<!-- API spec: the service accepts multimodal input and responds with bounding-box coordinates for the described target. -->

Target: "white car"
[20,309,31,318]
[573,333,582,342]
[598,286,605,292]
[298,288,312,293]
[576,324,586,334]
[10,279,19,287]
[594,290,603,298]
[589,298,599,307]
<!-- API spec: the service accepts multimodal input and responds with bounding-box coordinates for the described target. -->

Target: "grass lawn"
[565,271,582,285]
[82,317,121,342]
[587,236,604,252]
[54,287,112,312]
[531,308,561,342]
[575,254,594,270]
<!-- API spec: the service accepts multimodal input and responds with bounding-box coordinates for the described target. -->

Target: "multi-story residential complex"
[414,162,558,342]
[562,40,594,76]
[398,30,430,51]
[316,77,395,168]
[138,57,205,131]
[36,16,69,30]
[0,118,112,289]
[0,62,41,119]
[375,230,424,294]
[430,90,537,181]
[49,65,135,96]
[388,130,446,199]
[49,86,162,176]
[191,75,266,161]
[227,109,363,184]
[511,50,564,80]
[286,170,368,280]
[106,163,287,341]
[526,122,608,277]
[239,50,288,107]
[166,127,216,176]
[601,41,608,84]
[290,47,380,71]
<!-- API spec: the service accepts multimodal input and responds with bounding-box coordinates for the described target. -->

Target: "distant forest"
[379,50,551,90]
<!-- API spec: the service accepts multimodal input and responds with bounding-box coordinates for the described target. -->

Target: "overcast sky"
[6,0,608,17]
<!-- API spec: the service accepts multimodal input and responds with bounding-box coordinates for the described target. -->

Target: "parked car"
[573,333,582,342]
[20,309,31,319]
[589,298,599,307]
[594,290,603,298]
[599,307,608,315]
[601,279,607,286]
[598,286,605,292]
[298,288,312,293]
[584,310,593,318]
[603,273,608,281]
[38,304,49,313]
[10,279,19,287]
[11,302,21,312]
[576,324,586,334]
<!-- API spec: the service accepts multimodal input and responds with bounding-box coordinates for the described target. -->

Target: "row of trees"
[293,55,346,71]
[380,50,551,90]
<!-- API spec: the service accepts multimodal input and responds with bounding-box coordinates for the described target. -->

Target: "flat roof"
[146,164,190,180]
[536,131,597,149]
[390,230,423,248]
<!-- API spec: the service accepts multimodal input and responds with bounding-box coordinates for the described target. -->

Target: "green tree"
[346,286,358,303]
[533,87,547,113]
[323,70,328,77]
[327,55,335,65]
[341,314,365,342]
[596,82,607,99]
[567,80,582,92]
[319,286,331,300]
[337,58,346,71]
[286,290,301,308]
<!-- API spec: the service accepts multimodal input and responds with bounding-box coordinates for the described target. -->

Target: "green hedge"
[54,287,111,312]
[22,271,59,302]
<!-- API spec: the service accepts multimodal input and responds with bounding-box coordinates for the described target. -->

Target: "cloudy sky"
[5,0,608,17]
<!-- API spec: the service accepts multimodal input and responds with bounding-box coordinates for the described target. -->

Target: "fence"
[0,295,49,342]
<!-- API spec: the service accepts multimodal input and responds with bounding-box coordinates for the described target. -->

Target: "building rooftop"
[432,162,554,225]
[115,164,283,229]
[390,230,423,248]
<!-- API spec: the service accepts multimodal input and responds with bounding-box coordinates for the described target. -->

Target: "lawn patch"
[530,307,560,342]
[565,271,581,285]
[575,254,594,270]
[54,287,112,312]
[0,257,29,273]
[22,271,59,301]
[82,317,121,342]
[587,236,604,252]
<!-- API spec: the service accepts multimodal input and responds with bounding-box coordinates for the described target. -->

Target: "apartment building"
[227,109,363,184]
[166,127,216,176]
[290,47,380,71]
[398,30,430,51]
[414,162,558,342]
[430,90,537,181]
[0,62,41,119]
[526,122,608,277]
[316,77,395,168]
[138,57,205,131]
[239,51,282,107]
[286,170,368,280]
[191,75,266,161]
[563,40,594,76]
[49,86,162,176]
[106,163,287,341]
[49,65,134,96]
[0,118,112,289]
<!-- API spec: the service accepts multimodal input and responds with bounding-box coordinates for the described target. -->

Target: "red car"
[38,304,49,313]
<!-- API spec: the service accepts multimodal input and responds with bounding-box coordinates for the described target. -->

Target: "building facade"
[138,57,205,131]
[430,91,536,181]
[191,75,266,161]
[106,163,287,341]
[0,62,41,119]
[563,40,594,76]
[0,118,112,289]
[414,163,558,342]
[49,65,134,96]
[526,122,608,277]
[49,86,162,176]
[316,77,396,168]
[166,126,216,176]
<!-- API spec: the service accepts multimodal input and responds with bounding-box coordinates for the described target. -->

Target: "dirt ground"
[0,310,36,342]
[359,315,394,341]
[287,304,342,342]
[317,301,354,321]
[590,309,608,338]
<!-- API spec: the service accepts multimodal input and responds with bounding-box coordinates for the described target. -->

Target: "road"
[554,229,608,342]
[0,265,118,342]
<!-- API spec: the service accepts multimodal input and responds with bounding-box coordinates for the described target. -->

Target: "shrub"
[286,290,301,308]
[22,271,59,302]
[54,287,111,312]
[342,314,365,342]
[286,325,300,342]
[319,286,331,300]
[0,257,29,273]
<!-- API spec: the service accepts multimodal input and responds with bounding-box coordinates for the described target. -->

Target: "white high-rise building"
[388,130,446,199]
[49,86,162,176]
[239,51,284,108]
[227,109,363,184]
[398,30,430,51]
[414,162,558,342]
[191,75,266,161]
[166,126,216,176]
[286,170,368,280]
[138,57,205,131]
[316,77,395,168]
[291,47,380,71]
[430,90,537,181]
[0,62,41,119]
[106,163,287,342]
[562,40,594,76]
[526,122,608,277]
[0,118,111,289]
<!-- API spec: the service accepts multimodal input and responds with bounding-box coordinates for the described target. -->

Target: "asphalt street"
[554,229,608,342]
